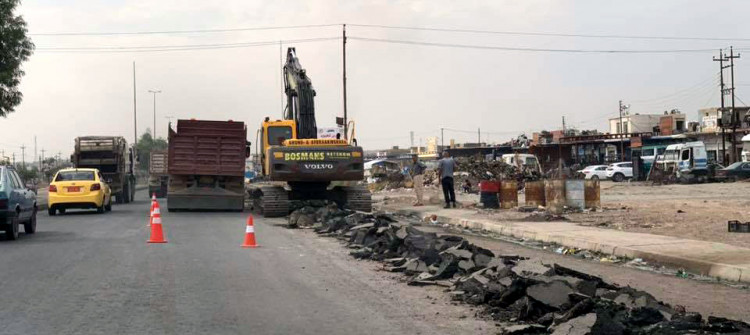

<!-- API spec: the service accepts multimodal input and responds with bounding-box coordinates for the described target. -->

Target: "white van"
[656,141,708,181]
[500,153,543,174]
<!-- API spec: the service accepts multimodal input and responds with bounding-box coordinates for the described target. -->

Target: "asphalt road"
[0,191,492,335]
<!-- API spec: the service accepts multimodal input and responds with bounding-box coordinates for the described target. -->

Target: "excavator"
[248,47,371,217]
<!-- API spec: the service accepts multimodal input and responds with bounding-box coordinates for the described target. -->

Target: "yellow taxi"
[48,168,112,215]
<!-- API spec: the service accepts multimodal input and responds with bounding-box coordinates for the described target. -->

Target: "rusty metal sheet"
[500,180,518,209]
[545,179,566,214]
[524,181,545,207]
[168,119,247,176]
[584,179,600,209]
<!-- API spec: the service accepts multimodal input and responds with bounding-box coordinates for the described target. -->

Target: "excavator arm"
[284,47,318,139]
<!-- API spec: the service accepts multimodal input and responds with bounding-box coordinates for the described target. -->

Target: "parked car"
[577,165,609,180]
[48,168,112,215]
[715,162,750,182]
[606,162,633,182]
[0,165,37,240]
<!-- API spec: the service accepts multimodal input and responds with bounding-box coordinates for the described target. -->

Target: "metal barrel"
[544,179,566,214]
[480,191,499,209]
[584,179,601,209]
[500,180,518,209]
[524,181,545,207]
[565,180,585,210]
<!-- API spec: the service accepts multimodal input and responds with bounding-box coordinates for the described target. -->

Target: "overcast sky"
[2,0,749,161]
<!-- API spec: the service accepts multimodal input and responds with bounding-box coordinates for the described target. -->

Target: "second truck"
[248,47,371,217]
[71,136,136,203]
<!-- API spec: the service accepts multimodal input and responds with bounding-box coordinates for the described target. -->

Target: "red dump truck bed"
[167,120,248,211]
[168,120,247,176]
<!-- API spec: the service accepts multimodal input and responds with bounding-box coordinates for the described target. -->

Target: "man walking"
[437,151,456,208]
[410,154,426,206]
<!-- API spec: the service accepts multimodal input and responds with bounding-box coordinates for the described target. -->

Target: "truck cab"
[742,134,750,163]
[656,141,708,181]
[500,153,543,175]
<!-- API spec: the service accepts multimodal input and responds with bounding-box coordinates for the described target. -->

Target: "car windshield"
[725,162,744,170]
[56,171,95,181]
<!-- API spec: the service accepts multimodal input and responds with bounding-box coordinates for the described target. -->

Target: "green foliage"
[136,129,167,170]
[14,164,36,182]
[0,0,35,117]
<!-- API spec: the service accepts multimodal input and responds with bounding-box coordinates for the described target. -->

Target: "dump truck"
[71,136,136,203]
[167,119,250,211]
[248,47,370,217]
[148,150,169,198]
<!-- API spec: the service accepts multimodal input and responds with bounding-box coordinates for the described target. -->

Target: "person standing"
[410,155,426,206]
[437,151,456,208]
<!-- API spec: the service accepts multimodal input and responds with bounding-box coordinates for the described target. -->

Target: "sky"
[2,0,750,162]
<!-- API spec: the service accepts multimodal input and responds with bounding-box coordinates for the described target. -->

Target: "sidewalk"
[384,203,750,284]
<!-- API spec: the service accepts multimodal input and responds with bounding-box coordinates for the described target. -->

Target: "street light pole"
[148,90,162,138]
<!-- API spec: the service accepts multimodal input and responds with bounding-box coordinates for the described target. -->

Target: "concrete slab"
[388,205,750,283]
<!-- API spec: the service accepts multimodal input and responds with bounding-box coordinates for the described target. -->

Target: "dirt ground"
[375,180,750,248]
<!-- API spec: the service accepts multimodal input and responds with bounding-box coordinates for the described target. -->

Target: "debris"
[285,201,750,333]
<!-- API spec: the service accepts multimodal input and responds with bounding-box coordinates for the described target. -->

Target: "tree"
[0,0,35,117]
[135,129,167,170]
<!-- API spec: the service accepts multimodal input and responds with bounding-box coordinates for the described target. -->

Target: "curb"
[390,207,749,284]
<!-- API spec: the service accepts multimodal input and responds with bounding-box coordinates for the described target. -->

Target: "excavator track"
[253,186,289,218]
[342,186,372,213]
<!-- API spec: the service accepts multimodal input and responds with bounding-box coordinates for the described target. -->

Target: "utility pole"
[562,116,566,134]
[148,89,162,139]
[133,62,138,147]
[40,149,45,171]
[440,127,444,152]
[20,144,26,170]
[714,50,728,164]
[342,24,348,139]
[410,131,414,151]
[279,40,284,118]
[727,46,741,163]
[477,128,481,145]
[34,136,37,166]
[619,100,625,162]
[12,153,15,165]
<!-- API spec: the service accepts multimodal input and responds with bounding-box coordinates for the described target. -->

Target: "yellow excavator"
[248,47,371,217]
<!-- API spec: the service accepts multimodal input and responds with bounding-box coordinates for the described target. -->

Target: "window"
[681,150,690,161]
[664,149,677,161]
[622,163,632,168]
[10,171,23,189]
[267,126,293,145]
[596,166,607,171]
[55,171,95,181]
[743,163,750,170]
[98,172,105,182]
[642,148,655,156]
[524,157,538,166]
[657,148,666,155]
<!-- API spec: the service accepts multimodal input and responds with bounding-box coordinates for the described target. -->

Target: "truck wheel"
[24,209,37,234]
[5,214,19,240]
[130,180,136,202]
[115,193,124,204]
[48,207,56,216]
[613,173,624,182]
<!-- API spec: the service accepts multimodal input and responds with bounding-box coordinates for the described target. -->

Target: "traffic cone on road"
[241,216,258,248]
[149,193,157,226]
[148,200,167,243]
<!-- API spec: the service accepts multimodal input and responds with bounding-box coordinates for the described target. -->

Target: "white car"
[577,165,609,180]
[605,162,634,182]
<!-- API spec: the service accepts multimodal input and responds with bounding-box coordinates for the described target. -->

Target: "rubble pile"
[369,171,409,191]
[287,206,750,334]
[455,156,518,181]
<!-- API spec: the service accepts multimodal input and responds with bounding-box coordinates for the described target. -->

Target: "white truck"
[500,153,543,175]
[741,134,750,162]
[655,141,708,182]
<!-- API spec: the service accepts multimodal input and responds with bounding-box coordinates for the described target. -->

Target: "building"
[609,111,686,135]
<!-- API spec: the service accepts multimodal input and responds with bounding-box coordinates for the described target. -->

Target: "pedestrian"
[410,154,426,206]
[437,151,456,208]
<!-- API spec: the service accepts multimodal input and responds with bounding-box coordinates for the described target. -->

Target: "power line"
[348,36,725,54]
[630,72,719,104]
[348,23,750,42]
[35,37,341,53]
[30,23,341,36]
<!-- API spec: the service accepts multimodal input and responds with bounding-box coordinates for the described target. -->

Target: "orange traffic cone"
[148,200,167,243]
[241,216,258,248]
[149,194,157,226]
